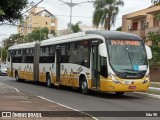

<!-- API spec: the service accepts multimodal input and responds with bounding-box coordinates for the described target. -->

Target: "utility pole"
[58,0,94,30]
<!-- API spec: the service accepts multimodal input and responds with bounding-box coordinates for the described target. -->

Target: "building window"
[153,15,160,27]
[132,22,138,30]
[46,22,48,25]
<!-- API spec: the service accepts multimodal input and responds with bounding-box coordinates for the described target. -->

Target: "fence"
[150,67,160,82]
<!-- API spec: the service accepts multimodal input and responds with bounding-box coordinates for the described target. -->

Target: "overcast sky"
[0,0,152,42]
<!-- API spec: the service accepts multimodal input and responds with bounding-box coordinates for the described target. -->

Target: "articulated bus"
[7,30,152,95]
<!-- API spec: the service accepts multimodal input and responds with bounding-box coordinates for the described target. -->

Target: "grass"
[150,82,160,88]
[147,89,160,95]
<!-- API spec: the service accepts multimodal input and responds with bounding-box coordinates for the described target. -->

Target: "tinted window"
[40,46,55,63]
[59,40,90,68]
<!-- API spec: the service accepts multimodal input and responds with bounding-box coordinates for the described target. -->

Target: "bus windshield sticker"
[111,40,141,46]
[133,65,139,71]
[138,65,147,71]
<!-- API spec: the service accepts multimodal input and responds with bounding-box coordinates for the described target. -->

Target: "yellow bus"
[7,30,152,95]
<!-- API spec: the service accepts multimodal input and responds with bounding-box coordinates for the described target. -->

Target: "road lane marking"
[0,82,20,92]
[38,96,98,120]
[135,92,160,99]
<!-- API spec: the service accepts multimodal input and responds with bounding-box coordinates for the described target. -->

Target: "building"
[80,25,104,31]
[122,5,160,45]
[57,29,72,36]
[18,7,58,35]
[57,25,104,36]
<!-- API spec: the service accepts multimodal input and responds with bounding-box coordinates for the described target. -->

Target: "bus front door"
[92,45,100,89]
[56,50,61,82]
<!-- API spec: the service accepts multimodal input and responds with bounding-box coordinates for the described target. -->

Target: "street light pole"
[59,0,94,30]
[70,0,72,30]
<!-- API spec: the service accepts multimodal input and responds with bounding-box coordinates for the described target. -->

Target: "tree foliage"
[116,26,122,31]
[24,27,49,42]
[148,31,160,67]
[93,0,124,30]
[151,0,160,5]
[3,27,49,50]
[3,34,24,49]
[71,22,82,33]
[0,0,28,22]
[0,48,7,61]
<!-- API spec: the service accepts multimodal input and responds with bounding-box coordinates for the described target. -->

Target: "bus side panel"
[60,63,91,87]
[39,63,56,83]
[13,63,34,80]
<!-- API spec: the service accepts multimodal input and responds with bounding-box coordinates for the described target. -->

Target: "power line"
[22,0,44,15]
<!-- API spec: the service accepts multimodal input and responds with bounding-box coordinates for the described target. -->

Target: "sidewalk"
[0,83,92,120]
[150,82,160,90]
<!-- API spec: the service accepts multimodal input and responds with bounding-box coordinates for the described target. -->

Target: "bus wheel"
[81,78,89,94]
[46,74,51,88]
[115,92,125,96]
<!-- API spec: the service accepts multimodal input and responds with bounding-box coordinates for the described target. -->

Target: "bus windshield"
[107,40,148,77]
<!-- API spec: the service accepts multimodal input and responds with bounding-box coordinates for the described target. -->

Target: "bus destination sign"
[111,40,141,46]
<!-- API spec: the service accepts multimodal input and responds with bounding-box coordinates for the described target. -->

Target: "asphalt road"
[0,76,160,120]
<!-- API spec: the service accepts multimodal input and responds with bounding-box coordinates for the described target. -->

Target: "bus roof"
[8,42,36,50]
[8,30,142,50]
[86,30,142,40]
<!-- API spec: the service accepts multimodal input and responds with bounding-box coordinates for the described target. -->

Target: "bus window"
[40,46,55,63]
[99,56,108,78]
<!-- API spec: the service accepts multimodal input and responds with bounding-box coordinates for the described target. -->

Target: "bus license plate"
[129,86,136,90]
[123,80,131,84]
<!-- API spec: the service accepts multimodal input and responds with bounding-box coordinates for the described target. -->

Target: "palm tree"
[70,21,82,33]
[151,0,160,5]
[93,0,124,30]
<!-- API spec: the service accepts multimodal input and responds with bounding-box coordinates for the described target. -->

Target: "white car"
[0,64,7,76]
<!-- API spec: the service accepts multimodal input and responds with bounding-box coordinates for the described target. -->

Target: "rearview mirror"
[145,45,152,59]
[99,43,107,57]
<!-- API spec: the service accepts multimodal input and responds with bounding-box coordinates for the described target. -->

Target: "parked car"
[0,64,7,76]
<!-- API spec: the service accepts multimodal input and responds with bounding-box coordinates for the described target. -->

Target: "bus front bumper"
[100,80,150,92]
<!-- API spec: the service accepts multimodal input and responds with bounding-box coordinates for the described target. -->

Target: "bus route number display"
[111,40,141,46]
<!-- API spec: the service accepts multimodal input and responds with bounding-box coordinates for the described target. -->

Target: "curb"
[149,87,160,91]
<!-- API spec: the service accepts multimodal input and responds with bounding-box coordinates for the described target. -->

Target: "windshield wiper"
[126,46,135,73]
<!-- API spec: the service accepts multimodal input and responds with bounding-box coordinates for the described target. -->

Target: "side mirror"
[98,43,107,57]
[145,45,152,59]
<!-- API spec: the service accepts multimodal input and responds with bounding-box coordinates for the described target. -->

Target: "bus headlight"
[143,74,150,84]
[110,74,121,84]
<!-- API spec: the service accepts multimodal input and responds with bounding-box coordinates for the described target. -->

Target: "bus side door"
[91,44,100,89]
[56,49,61,83]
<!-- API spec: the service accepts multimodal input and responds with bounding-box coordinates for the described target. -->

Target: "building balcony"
[145,26,160,36]
[128,29,145,38]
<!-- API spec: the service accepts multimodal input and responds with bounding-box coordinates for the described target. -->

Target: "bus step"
[91,87,100,90]
[54,83,60,87]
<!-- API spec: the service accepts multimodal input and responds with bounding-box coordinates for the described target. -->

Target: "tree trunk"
[108,17,111,30]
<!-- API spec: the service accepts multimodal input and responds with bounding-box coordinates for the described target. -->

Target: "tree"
[0,0,28,22]
[148,31,160,67]
[151,0,160,5]
[0,48,7,61]
[70,21,82,33]
[3,34,24,49]
[93,0,124,30]
[116,26,122,31]
[2,27,49,50]
[24,27,49,42]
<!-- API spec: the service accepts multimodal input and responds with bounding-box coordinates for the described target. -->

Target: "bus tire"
[81,77,89,94]
[15,71,24,82]
[46,73,51,88]
[115,92,125,96]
